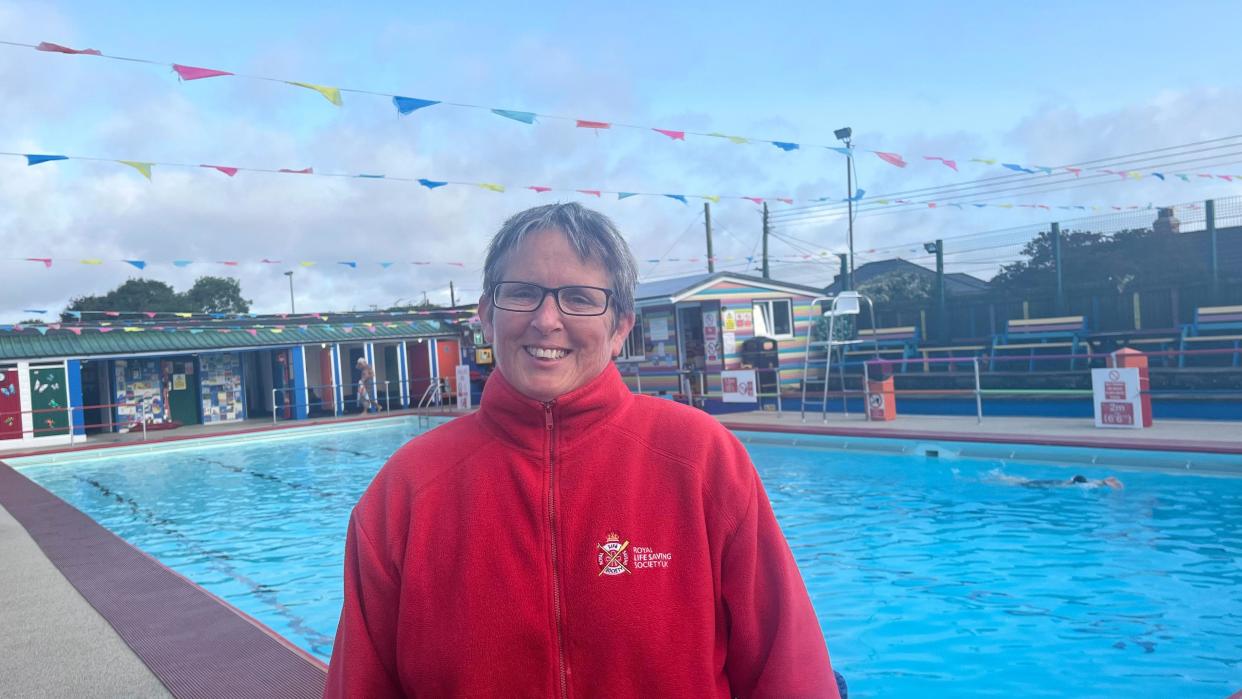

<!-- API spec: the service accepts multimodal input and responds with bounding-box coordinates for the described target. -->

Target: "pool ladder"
[415,379,448,428]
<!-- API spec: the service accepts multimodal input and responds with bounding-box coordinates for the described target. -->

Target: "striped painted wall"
[621,281,823,397]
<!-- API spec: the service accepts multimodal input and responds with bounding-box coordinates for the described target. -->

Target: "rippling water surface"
[15,421,1242,697]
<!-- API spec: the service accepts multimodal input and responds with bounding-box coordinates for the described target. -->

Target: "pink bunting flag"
[105,311,120,317]
[36,41,101,56]
[26,257,52,268]
[245,329,258,336]
[578,190,602,197]
[927,202,937,208]
[1218,175,1234,182]
[67,327,82,335]
[777,198,793,205]
[448,262,465,267]
[219,260,239,266]
[576,120,611,129]
[145,312,156,318]
[201,164,238,177]
[528,186,552,193]
[1065,167,1082,177]
[98,327,114,333]
[924,156,958,171]
[874,151,908,168]
[279,167,313,174]
[173,64,234,81]
[653,128,685,141]
[743,197,764,205]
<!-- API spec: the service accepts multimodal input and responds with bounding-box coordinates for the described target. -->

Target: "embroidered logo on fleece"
[597,532,673,576]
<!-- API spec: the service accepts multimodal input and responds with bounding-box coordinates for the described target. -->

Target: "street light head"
[283,270,293,277]
[834,127,852,141]
[923,242,939,254]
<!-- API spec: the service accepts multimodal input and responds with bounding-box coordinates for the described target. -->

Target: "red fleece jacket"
[325,364,838,698]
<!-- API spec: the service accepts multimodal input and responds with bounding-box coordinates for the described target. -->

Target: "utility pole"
[762,202,770,279]
[1207,199,1219,303]
[449,281,457,310]
[934,239,946,342]
[704,202,715,273]
[1051,222,1064,315]
[837,254,848,291]
[283,270,295,314]
[846,149,855,290]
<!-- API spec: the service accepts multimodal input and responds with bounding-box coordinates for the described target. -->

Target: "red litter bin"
[1107,348,1153,427]
[867,361,897,421]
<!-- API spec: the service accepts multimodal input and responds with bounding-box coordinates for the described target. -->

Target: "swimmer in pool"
[1018,474,1124,490]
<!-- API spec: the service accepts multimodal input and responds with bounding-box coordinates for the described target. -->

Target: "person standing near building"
[355,357,376,413]
[326,203,840,697]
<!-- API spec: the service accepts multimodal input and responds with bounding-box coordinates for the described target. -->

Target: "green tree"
[63,276,250,318]
[67,278,180,313]
[184,276,251,313]
[857,271,934,305]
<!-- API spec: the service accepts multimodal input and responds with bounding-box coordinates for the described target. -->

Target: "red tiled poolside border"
[716,418,1242,456]
[0,461,328,699]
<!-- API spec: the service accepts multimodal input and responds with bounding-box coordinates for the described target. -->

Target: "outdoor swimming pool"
[11,418,1242,697]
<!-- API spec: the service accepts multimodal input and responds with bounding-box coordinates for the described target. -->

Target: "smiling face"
[479,228,635,402]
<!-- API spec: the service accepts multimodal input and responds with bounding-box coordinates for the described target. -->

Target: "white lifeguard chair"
[800,291,877,423]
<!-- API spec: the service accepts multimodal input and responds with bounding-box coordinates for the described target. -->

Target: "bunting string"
[2,149,1214,212]
[8,39,1242,183]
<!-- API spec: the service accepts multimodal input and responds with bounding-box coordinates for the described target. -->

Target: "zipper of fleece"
[545,401,568,698]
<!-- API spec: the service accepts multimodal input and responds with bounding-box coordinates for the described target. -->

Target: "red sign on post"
[1100,401,1135,426]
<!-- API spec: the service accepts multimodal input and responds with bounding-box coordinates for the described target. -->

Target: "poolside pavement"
[0,502,171,698]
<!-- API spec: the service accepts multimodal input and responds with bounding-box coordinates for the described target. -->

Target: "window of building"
[618,315,646,360]
[752,299,793,338]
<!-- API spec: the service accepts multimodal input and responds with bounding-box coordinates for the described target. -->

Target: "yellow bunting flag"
[175,312,193,318]
[477,183,505,192]
[702,195,720,203]
[81,258,103,265]
[271,328,283,334]
[1128,171,1144,180]
[299,261,316,267]
[118,161,153,180]
[122,327,143,332]
[287,81,343,106]
[971,158,998,165]
[707,132,748,144]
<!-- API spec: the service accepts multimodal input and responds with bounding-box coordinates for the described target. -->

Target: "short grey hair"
[482,203,638,328]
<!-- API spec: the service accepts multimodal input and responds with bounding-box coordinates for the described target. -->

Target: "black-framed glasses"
[491,281,614,316]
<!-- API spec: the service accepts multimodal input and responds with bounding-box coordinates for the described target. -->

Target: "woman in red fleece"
[325,203,840,698]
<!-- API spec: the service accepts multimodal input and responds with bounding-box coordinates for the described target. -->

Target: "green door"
[28,366,69,437]
[167,359,201,425]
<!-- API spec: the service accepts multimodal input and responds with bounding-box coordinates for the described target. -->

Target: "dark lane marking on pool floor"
[195,456,339,498]
[317,445,374,458]
[75,475,336,655]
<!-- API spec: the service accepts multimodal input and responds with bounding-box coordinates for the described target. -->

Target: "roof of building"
[0,317,459,361]
[824,258,990,295]
[635,271,826,305]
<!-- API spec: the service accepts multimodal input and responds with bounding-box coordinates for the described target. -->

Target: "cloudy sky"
[3,0,1241,321]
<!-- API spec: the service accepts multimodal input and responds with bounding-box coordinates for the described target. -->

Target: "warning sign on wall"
[1091,367,1144,429]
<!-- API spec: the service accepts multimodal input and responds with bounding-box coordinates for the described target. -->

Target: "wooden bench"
[917,343,989,372]
[843,326,920,371]
[1179,305,1242,368]
[1087,331,1180,367]
[990,315,1088,371]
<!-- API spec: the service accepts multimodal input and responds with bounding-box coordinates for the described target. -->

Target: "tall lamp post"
[834,126,854,290]
[283,270,295,314]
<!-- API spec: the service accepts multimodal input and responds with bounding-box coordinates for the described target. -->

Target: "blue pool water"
[12,419,1242,697]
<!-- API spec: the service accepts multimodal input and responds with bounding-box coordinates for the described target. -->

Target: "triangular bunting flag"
[201,164,238,176]
[287,81,343,106]
[35,42,101,55]
[393,96,441,115]
[118,160,153,180]
[528,186,552,193]
[338,261,358,269]
[81,258,103,265]
[124,260,146,269]
[653,128,685,141]
[617,192,638,199]
[743,197,764,205]
[664,194,687,204]
[25,154,68,166]
[772,142,799,151]
[418,179,448,189]
[173,260,192,267]
[492,109,537,124]
[577,190,601,197]
[874,152,908,168]
[477,183,505,192]
[26,257,52,268]
[173,64,233,81]
[576,120,610,129]
[924,156,958,171]
[278,167,313,174]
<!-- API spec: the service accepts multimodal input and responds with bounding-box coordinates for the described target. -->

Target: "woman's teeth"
[526,346,569,359]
